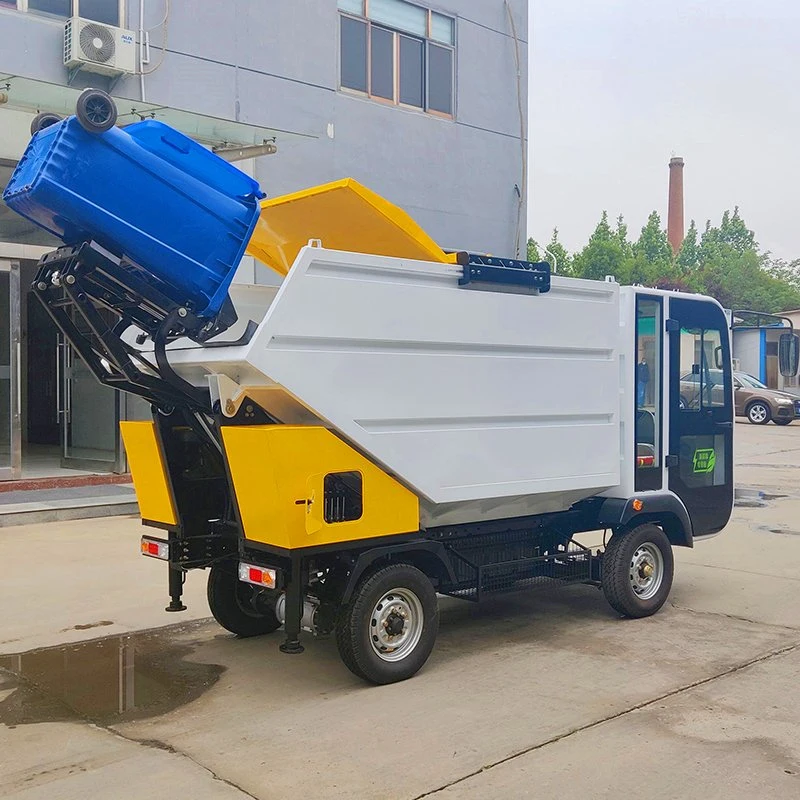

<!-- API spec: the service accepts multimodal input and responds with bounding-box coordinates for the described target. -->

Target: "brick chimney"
[667,156,685,255]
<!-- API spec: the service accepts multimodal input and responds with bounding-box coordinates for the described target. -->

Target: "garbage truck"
[7,90,798,684]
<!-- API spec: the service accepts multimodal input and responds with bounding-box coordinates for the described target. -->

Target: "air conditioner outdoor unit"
[732,358,741,371]
[64,17,136,77]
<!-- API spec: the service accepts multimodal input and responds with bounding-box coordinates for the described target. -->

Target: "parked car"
[680,370,800,425]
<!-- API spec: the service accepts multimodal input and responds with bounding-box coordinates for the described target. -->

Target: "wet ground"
[2,420,800,798]
[0,621,223,727]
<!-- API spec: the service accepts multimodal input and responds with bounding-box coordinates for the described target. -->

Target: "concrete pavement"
[2,420,800,798]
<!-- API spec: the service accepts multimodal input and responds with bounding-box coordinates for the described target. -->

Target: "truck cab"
[628,290,734,539]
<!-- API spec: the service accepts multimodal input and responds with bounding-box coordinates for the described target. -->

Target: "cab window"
[678,328,726,410]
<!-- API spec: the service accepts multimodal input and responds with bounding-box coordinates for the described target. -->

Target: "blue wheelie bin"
[3,115,264,321]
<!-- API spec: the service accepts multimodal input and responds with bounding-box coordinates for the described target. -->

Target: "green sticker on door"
[692,448,716,474]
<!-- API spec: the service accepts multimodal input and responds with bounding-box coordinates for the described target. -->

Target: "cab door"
[668,297,734,536]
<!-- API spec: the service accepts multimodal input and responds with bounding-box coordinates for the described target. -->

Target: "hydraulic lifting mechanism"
[7,90,798,684]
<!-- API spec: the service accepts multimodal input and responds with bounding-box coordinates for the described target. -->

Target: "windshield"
[736,373,767,389]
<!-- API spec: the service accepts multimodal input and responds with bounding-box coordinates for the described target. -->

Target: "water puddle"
[0,622,223,727]
[734,487,788,508]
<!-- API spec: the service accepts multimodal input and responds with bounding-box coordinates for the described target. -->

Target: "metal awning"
[0,74,316,151]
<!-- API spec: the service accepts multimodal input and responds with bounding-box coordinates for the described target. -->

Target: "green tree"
[526,236,540,262]
[614,214,633,259]
[545,206,800,312]
[634,212,672,269]
[763,256,800,292]
[542,227,573,276]
[720,206,757,254]
[676,220,700,271]
[572,212,627,281]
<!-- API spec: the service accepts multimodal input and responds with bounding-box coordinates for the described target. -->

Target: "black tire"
[75,88,117,133]
[679,395,689,410]
[602,523,674,618]
[746,401,771,425]
[773,418,793,426]
[207,565,281,637]
[30,111,62,135]
[335,563,439,684]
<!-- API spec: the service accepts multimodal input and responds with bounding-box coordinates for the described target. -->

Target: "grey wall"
[0,0,527,257]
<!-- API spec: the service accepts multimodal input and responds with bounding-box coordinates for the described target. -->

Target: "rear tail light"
[637,455,655,467]
[238,562,276,589]
[140,536,169,560]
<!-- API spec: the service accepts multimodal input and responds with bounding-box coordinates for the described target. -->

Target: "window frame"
[338,2,456,119]
[21,0,124,27]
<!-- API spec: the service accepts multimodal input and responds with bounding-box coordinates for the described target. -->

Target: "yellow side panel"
[245,178,460,276]
[120,421,178,526]
[221,425,419,550]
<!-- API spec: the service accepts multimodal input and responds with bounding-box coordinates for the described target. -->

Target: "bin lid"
[245,178,458,275]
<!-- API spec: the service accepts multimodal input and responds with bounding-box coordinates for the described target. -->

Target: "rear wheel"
[335,563,438,684]
[30,111,62,135]
[773,418,793,426]
[746,401,771,425]
[602,523,674,618]
[207,565,281,637]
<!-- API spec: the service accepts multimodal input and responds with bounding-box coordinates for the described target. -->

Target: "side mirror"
[779,333,800,377]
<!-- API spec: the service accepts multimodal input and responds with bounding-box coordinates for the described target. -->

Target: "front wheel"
[75,88,118,133]
[207,565,281,637]
[602,523,674,618]
[335,563,439,684]
[747,401,771,425]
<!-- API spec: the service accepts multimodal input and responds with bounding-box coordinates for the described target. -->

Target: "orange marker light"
[632,499,644,512]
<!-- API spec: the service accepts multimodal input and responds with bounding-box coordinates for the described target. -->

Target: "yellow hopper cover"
[245,178,458,276]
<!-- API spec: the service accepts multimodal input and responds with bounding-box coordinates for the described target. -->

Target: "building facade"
[0,0,528,480]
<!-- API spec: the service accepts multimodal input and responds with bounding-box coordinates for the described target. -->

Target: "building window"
[338,0,455,117]
[27,0,121,26]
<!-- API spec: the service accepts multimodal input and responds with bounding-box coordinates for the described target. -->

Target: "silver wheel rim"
[369,588,424,662]
[629,543,664,601]
[750,404,767,423]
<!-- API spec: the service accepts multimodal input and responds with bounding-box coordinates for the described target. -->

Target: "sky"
[528,0,800,261]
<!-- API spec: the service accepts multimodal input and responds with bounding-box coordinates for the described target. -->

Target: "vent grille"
[79,22,115,63]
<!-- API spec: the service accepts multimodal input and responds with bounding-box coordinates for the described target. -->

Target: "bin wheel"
[75,88,118,133]
[207,565,281,637]
[30,111,62,135]
[335,563,439,684]
[602,523,674,618]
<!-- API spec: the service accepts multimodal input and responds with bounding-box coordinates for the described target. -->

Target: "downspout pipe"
[139,0,146,102]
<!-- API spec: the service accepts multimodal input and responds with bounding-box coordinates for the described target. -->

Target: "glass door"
[59,336,122,472]
[0,259,21,481]
[668,297,734,537]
